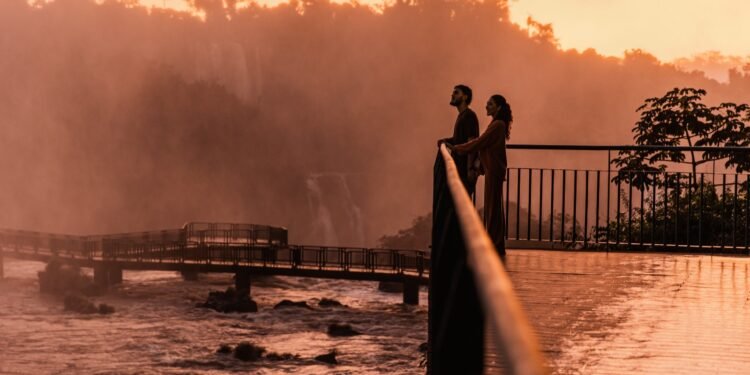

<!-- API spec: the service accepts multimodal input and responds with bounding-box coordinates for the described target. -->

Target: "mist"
[1,0,749,246]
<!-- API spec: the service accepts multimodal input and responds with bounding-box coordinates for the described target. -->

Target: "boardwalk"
[0,223,428,304]
[486,249,750,374]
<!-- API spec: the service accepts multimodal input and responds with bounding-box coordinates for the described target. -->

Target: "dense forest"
[1,0,749,246]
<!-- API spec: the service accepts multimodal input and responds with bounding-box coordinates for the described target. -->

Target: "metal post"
[627,171,633,249]
[699,173,704,249]
[595,170,600,244]
[561,170,567,242]
[539,169,544,241]
[733,174,738,250]
[584,170,589,248]
[527,168,533,240]
[675,173,681,246]
[516,168,521,240]
[550,170,555,241]
[573,171,578,244]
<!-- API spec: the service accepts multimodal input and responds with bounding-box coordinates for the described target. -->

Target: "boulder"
[216,344,233,354]
[314,350,338,365]
[199,287,258,313]
[234,342,266,362]
[327,323,361,337]
[63,294,98,314]
[265,352,297,361]
[98,303,116,315]
[273,299,312,310]
[318,298,344,307]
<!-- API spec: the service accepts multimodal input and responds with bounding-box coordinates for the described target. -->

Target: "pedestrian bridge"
[0,222,428,304]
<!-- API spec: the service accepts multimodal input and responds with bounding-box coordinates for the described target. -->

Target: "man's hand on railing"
[437,138,454,149]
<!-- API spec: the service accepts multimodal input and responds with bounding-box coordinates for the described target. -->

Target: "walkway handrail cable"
[508,144,750,152]
[439,144,547,375]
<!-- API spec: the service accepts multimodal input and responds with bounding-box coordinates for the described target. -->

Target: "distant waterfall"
[192,42,259,103]
[305,173,365,247]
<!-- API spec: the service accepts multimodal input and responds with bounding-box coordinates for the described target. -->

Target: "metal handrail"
[509,144,750,152]
[439,144,547,375]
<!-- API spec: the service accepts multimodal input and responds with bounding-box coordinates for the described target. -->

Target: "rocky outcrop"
[199,287,258,313]
[216,344,233,354]
[318,298,344,307]
[63,294,115,315]
[327,323,360,337]
[273,299,312,310]
[314,350,338,365]
[234,342,266,362]
[265,352,298,361]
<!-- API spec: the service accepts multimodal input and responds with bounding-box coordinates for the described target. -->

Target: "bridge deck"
[485,249,750,374]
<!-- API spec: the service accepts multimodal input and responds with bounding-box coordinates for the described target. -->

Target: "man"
[439,84,480,196]
[430,84,484,374]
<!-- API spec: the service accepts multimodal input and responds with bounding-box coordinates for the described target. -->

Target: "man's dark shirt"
[450,108,479,194]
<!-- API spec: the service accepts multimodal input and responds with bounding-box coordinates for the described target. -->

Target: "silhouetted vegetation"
[612,88,750,188]
[604,88,750,248]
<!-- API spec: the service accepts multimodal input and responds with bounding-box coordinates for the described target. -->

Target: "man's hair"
[454,84,472,105]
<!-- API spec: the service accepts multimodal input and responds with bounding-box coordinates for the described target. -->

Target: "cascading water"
[192,41,254,103]
[305,173,366,247]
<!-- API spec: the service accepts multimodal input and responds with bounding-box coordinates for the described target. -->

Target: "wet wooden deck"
[485,249,750,374]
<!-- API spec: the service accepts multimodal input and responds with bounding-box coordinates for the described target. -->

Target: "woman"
[449,94,511,255]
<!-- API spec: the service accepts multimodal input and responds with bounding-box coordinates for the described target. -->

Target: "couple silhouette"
[440,84,512,255]
[429,84,513,374]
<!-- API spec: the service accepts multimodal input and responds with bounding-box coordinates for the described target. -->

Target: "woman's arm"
[453,120,504,154]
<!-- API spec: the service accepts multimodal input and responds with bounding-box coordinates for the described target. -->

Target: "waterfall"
[305,173,366,246]
[192,41,252,103]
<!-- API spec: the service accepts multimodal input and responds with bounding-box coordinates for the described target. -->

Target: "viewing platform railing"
[438,144,547,375]
[505,144,750,253]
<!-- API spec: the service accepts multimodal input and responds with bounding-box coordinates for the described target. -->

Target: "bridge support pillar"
[235,271,251,296]
[94,264,109,289]
[109,267,123,285]
[403,279,419,305]
[181,270,199,281]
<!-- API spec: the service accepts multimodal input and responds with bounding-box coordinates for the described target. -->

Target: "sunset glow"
[138,0,750,62]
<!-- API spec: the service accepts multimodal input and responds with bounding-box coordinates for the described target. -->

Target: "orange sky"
[135,0,750,78]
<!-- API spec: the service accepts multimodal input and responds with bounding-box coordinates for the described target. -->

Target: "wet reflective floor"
[486,250,750,374]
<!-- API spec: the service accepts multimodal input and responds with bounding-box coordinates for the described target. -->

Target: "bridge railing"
[184,222,288,246]
[0,223,428,277]
[438,144,546,374]
[505,144,750,253]
[0,229,87,258]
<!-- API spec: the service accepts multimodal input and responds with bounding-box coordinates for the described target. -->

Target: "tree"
[612,88,750,188]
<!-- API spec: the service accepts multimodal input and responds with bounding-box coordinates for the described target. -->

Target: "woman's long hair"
[490,94,513,140]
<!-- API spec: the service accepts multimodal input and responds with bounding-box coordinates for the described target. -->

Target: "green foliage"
[596,180,750,247]
[612,88,750,188]
[378,213,432,250]
[379,202,585,250]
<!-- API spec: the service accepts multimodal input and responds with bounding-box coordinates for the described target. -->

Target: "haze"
[3,0,749,248]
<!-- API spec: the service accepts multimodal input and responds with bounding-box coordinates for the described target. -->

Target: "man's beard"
[449,98,462,107]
